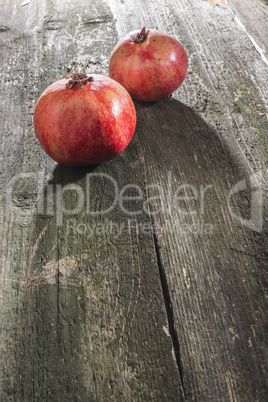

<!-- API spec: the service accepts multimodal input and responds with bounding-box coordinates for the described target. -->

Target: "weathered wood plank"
[110,0,268,169]
[0,0,267,400]
[1,160,183,401]
[229,0,268,57]
[0,1,183,400]
[135,99,268,400]
[109,0,268,400]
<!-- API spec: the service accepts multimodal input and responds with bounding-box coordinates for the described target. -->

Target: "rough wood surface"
[0,0,267,401]
[110,1,268,399]
[229,0,268,56]
[0,1,182,400]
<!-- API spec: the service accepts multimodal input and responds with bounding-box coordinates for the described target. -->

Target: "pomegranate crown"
[133,27,150,44]
[66,73,94,89]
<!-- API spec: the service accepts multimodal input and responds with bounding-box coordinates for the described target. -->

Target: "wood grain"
[229,0,268,57]
[0,0,267,400]
[0,1,182,400]
[135,98,268,400]
[109,0,268,400]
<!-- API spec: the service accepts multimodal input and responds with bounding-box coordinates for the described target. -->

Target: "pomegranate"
[109,28,188,102]
[33,73,136,166]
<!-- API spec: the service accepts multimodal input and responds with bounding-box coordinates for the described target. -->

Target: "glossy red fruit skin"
[109,29,188,102]
[33,74,136,166]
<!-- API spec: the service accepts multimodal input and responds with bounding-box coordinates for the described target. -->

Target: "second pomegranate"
[109,28,188,102]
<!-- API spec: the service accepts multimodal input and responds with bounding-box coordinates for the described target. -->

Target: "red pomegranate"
[34,73,136,166]
[109,28,188,102]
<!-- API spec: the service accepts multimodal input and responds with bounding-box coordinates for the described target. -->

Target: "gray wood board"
[0,0,182,400]
[229,0,268,56]
[0,0,267,401]
[109,0,268,398]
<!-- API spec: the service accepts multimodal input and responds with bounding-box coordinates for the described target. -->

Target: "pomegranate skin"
[33,74,136,166]
[109,29,188,102]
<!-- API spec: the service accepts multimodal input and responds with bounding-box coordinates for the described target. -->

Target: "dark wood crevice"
[152,231,185,399]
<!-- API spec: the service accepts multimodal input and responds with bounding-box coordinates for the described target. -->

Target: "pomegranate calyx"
[66,73,94,89]
[132,27,150,44]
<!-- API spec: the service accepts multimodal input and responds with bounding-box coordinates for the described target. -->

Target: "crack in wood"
[43,19,64,30]
[227,6,268,66]
[152,232,185,399]
[0,26,10,32]
[84,17,112,25]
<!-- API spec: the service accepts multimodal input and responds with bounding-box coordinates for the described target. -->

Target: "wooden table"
[0,0,267,400]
